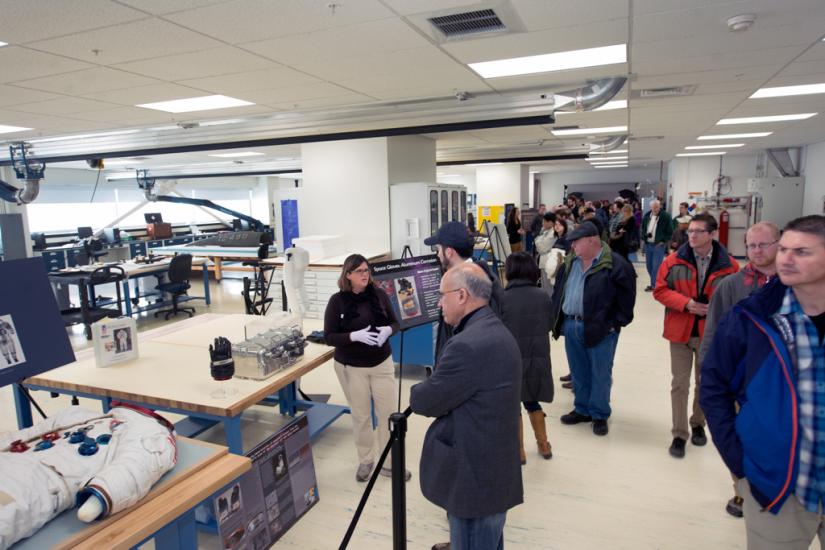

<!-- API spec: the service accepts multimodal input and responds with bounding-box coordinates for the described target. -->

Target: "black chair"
[154,254,195,320]
[59,265,125,339]
[241,240,275,315]
[83,238,108,264]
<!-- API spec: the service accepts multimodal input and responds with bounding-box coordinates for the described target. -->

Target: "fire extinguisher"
[719,209,730,247]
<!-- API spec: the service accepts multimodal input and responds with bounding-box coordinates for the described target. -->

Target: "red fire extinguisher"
[718,209,730,247]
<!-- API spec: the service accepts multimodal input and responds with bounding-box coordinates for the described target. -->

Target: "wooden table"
[12,437,250,550]
[15,314,348,454]
[153,245,276,281]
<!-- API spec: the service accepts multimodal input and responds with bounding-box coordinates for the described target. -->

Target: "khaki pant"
[739,479,825,549]
[334,356,397,467]
[670,337,705,439]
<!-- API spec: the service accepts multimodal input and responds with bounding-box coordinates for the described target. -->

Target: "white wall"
[537,167,661,208]
[300,138,391,252]
[476,164,528,206]
[387,135,436,184]
[802,140,825,216]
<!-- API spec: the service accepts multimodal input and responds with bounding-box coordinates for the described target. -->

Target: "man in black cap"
[424,221,504,360]
[550,221,636,436]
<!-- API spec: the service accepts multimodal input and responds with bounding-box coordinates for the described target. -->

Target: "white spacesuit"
[0,404,177,549]
[283,246,309,316]
[0,319,19,365]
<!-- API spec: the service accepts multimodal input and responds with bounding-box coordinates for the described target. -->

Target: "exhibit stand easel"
[480,220,510,281]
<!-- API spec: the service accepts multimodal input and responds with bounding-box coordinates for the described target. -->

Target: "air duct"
[589,135,627,153]
[555,77,627,112]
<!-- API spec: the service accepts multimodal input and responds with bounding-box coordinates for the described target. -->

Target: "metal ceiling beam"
[437,154,587,166]
[0,114,554,167]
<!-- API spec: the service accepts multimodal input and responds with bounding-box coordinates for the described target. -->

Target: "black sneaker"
[669,437,686,458]
[562,381,573,390]
[593,419,608,436]
[725,496,744,518]
[559,374,572,382]
[560,410,592,425]
[691,425,707,446]
[644,285,654,292]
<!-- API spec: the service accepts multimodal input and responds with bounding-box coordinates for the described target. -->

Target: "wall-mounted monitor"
[77,226,93,239]
[144,212,164,224]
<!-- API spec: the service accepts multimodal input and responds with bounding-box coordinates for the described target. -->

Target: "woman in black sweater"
[506,206,525,252]
[324,254,408,482]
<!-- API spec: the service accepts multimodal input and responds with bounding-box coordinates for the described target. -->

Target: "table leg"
[278,383,297,417]
[13,384,33,429]
[202,264,211,305]
[223,416,243,455]
[122,279,133,316]
[153,508,197,550]
[214,257,222,282]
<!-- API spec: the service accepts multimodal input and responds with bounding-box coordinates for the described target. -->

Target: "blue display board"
[0,258,75,387]
[280,200,299,250]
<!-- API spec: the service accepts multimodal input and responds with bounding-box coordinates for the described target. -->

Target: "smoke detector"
[727,14,756,32]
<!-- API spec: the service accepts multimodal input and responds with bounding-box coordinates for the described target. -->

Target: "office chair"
[83,238,108,264]
[241,240,275,315]
[60,265,125,339]
[154,254,195,320]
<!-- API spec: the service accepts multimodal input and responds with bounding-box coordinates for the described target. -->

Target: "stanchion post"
[390,412,407,550]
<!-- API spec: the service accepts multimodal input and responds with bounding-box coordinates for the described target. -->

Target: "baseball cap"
[567,221,599,242]
[424,221,472,250]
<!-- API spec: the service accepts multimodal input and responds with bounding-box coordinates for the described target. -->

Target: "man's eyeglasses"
[686,229,709,235]
[349,268,370,275]
[746,241,777,251]
[437,288,463,298]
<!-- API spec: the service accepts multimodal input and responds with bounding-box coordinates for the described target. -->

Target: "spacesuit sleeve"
[78,408,177,518]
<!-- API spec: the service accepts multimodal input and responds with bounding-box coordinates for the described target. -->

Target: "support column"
[475,164,529,209]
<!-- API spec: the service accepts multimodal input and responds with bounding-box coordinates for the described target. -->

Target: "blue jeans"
[563,319,619,419]
[448,512,507,550]
[644,242,665,288]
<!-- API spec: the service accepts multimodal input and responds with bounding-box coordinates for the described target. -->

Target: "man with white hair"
[412,263,523,550]
[642,199,674,291]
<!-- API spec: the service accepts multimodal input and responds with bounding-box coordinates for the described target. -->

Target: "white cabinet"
[389,182,467,258]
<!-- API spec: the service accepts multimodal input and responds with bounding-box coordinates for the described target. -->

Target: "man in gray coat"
[411,263,523,550]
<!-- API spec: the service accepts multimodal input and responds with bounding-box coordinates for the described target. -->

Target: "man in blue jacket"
[411,263,523,550]
[702,215,825,548]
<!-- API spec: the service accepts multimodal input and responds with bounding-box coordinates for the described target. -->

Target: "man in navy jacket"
[702,215,825,548]
[411,263,523,550]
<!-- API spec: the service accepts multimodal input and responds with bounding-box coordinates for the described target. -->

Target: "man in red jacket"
[653,213,739,458]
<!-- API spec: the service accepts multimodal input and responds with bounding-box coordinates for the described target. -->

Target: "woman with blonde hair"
[324,254,409,482]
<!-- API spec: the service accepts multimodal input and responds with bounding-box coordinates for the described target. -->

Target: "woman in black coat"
[506,207,524,252]
[501,252,554,463]
[609,204,637,259]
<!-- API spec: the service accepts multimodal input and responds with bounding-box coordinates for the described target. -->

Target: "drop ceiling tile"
[484,66,627,92]
[165,0,395,44]
[114,0,234,15]
[177,67,322,95]
[774,60,825,79]
[237,83,369,106]
[0,85,61,107]
[27,18,223,65]
[632,66,776,87]
[6,97,122,116]
[367,85,493,102]
[114,46,276,81]
[378,0,481,16]
[64,106,182,124]
[509,0,629,31]
[266,93,376,111]
[241,18,431,65]
[11,67,161,95]
[0,47,93,84]
[442,20,629,64]
[632,46,802,75]
[81,83,216,106]
[0,0,147,44]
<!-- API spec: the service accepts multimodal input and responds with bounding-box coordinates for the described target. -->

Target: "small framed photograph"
[92,317,139,367]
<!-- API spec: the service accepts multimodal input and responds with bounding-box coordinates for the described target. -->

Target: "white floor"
[0,267,756,549]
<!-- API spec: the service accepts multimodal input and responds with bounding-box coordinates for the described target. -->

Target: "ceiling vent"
[632,85,697,99]
[428,9,505,38]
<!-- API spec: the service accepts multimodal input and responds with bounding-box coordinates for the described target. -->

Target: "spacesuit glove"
[375,325,393,347]
[350,326,380,346]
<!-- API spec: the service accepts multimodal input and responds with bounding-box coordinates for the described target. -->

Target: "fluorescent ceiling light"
[468,162,503,166]
[29,129,140,143]
[717,113,817,125]
[589,149,628,155]
[750,83,825,99]
[555,100,627,114]
[697,132,772,140]
[209,152,264,158]
[0,41,7,48]
[200,119,244,127]
[0,124,32,134]
[676,152,727,157]
[685,144,745,149]
[590,162,629,166]
[136,95,254,113]
[469,44,626,79]
[588,156,628,162]
[551,125,627,136]
[594,165,628,169]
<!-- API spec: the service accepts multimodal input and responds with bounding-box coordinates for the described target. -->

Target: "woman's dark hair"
[555,219,568,237]
[543,212,557,223]
[506,206,520,224]
[505,251,540,283]
[338,254,371,291]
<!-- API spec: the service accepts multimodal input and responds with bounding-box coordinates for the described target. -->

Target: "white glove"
[375,325,393,347]
[350,326,380,346]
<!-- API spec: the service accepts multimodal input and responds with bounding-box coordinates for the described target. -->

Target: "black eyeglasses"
[437,288,464,298]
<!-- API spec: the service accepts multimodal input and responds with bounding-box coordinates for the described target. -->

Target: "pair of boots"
[519,410,552,464]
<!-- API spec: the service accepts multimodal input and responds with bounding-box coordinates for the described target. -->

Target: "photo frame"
[92,317,139,368]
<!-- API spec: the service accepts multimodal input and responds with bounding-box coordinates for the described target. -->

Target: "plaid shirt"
[781,289,825,513]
